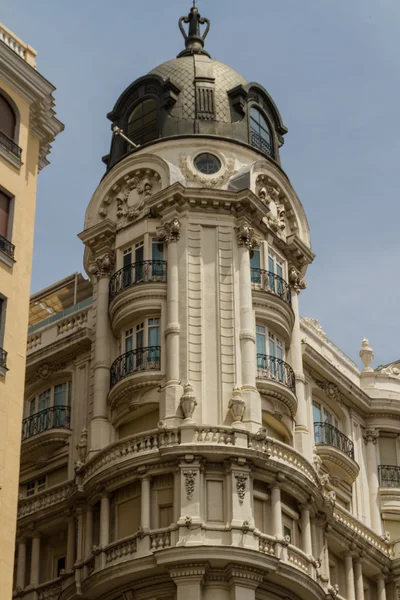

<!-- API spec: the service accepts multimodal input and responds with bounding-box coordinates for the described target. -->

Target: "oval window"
[194,153,221,175]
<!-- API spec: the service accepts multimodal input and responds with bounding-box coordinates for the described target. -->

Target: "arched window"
[250,106,273,157]
[0,94,16,140]
[127,98,158,146]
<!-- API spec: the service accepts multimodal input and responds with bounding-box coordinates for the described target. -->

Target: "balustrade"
[256,354,296,393]
[57,309,88,335]
[27,333,42,350]
[109,261,167,301]
[0,233,15,259]
[105,535,137,564]
[110,346,161,388]
[250,268,291,305]
[379,465,400,488]
[0,347,7,369]
[0,130,22,159]
[21,406,71,440]
[313,422,354,460]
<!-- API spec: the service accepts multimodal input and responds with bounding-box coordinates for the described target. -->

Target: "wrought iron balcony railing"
[250,268,291,305]
[0,348,7,370]
[314,422,354,460]
[256,354,296,393]
[109,261,167,301]
[378,465,400,488]
[110,346,161,389]
[250,129,273,157]
[0,130,22,159]
[22,406,71,440]
[0,233,15,259]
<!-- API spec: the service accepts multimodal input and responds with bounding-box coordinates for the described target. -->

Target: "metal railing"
[0,130,22,159]
[250,129,273,157]
[22,406,71,440]
[314,422,354,460]
[256,354,296,393]
[110,346,161,389]
[251,268,291,305]
[0,233,15,259]
[0,348,7,370]
[109,261,167,301]
[378,465,400,488]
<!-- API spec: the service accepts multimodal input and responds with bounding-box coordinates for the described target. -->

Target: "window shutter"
[0,191,10,238]
[379,436,397,465]
[0,95,16,139]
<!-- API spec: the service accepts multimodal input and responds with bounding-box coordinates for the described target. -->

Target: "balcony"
[21,406,71,464]
[109,347,163,409]
[0,233,15,260]
[256,354,297,418]
[109,262,167,333]
[251,269,294,340]
[0,347,7,375]
[251,129,273,157]
[379,465,400,488]
[314,422,359,484]
[109,261,167,301]
[0,130,22,168]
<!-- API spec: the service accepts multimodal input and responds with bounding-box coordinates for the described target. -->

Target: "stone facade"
[11,8,400,600]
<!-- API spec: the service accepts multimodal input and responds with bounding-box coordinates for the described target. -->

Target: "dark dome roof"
[149,55,248,123]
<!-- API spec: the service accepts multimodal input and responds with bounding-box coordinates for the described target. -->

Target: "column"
[83,507,93,578]
[344,553,356,600]
[100,494,110,568]
[354,558,365,600]
[75,509,84,590]
[228,566,263,600]
[169,564,207,600]
[310,518,319,559]
[271,484,283,539]
[158,219,182,424]
[289,269,312,461]
[236,223,261,431]
[30,534,40,586]
[301,505,313,556]
[363,429,381,534]
[376,575,386,600]
[16,539,27,590]
[141,476,151,531]
[66,515,76,571]
[91,264,113,450]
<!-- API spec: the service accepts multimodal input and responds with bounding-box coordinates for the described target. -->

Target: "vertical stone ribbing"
[188,224,202,387]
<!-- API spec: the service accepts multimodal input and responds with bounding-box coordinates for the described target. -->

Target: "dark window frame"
[0,89,20,144]
[126,96,159,147]
[249,105,274,158]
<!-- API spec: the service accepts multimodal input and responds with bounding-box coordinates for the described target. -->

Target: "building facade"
[0,23,63,598]
[12,7,400,600]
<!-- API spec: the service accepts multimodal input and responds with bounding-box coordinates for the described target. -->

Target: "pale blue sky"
[3,1,399,368]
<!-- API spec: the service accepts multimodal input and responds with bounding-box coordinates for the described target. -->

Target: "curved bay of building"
[13,6,400,600]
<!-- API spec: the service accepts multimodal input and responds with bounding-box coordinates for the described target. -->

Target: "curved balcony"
[109,347,163,408]
[21,406,71,464]
[256,354,297,418]
[379,465,400,488]
[314,422,359,484]
[109,262,167,333]
[251,269,294,341]
[0,347,7,374]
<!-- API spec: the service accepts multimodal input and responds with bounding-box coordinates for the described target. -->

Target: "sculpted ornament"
[363,429,379,445]
[88,253,114,279]
[328,584,339,599]
[235,474,247,505]
[180,152,235,188]
[288,266,307,293]
[183,470,197,500]
[235,222,260,250]
[157,218,181,244]
[379,363,400,378]
[257,176,287,241]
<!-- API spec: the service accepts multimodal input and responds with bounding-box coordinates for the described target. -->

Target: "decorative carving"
[288,266,307,293]
[235,474,247,505]
[257,176,287,241]
[228,387,246,426]
[380,531,390,543]
[313,446,323,474]
[183,470,197,500]
[26,362,67,386]
[75,428,88,470]
[88,253,114,280]
[328,584,339,598]
[180,152,235,188]
[379,363,400,378]
[235,222,260,250]
[363,429,379,445]
[276,534,291,547]
[359,338,374,372]
[180,383,197,421]
[157,218,181,244]
[99,169,160,227]
[303,317,328,341]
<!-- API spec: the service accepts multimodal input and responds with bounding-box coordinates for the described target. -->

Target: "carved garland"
[183,470,197,500]
[235,474,247,505]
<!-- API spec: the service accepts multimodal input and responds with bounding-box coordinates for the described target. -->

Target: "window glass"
[0,94,16,139]
[56,557,66,577]
[250,107,273,157]
[26,481,35,497]
[135,242,144,281]
[38,389,50,412]
[37,477,46,492]
[0,191,10,239]
[152,239,164,277]
[54,383,67,406]
[125,329,133,353]
[123,248,132,288]
[250,248,261,284]
[127,98,158,146]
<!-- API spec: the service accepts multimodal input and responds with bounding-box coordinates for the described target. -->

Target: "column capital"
[88,252,114,280]
[289,265,307,293]
[234,220,260,250]
[363,428,379,444]
[157,218,181,244]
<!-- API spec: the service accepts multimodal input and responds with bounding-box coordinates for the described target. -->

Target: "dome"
[105,5,287,171]
[149,55,248,123]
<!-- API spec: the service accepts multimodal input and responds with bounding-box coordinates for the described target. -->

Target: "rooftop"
[0,23,37,68]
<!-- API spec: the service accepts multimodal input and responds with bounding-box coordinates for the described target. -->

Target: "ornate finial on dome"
[178,3,211,58]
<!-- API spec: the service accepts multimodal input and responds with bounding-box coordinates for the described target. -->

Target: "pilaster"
[363,428,381,534]
[169,563,208,600]
[226,564,264,600]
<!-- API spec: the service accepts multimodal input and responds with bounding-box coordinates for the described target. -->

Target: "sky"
[2,0,400,369]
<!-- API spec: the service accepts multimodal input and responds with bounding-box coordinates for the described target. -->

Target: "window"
[250,246,261,284]
[152,237,164,277]
[25,476,47,497]
[193,153,221,175]
[127,98,158,146]
[312,400,339,445]
[56,557,66,577]
[256,324,284,381]
[0,296,6,348]
[268,252,284,296]
[250,107,273,157]
[0,94,16,140]
[119,238,165,290]
[24,382,72,438]
[123,317,161,372]
[123,247,132,288]
[0,190,10,239]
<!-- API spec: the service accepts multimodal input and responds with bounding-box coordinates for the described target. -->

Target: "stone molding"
[88,253,114,280]
[239,329,256,343]
[169,562,209,581]
[363,429,379,444]
[234,474,247,505]
[288,265,307,293]
[183,470,197,500]
[234,221,260,250]
[157,218,181,244]
[180,151,235,188]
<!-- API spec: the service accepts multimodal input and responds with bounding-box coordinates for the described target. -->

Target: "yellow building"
[0,23,63,597]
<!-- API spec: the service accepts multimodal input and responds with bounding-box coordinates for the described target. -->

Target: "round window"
[193,153,221,175]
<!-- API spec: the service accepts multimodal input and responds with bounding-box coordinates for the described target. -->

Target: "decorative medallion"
[180,152,234,188]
